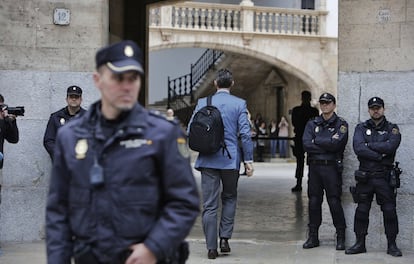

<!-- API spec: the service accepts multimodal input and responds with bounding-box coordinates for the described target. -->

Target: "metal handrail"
[167,48,223,109]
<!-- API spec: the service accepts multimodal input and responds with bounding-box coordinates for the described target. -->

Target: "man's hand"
[126,243,156,264]
[244,163,254,177]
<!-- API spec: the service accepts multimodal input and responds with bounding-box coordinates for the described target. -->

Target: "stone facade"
[338,0,414,250]
[0,0,105,241]
[0,0,413,253]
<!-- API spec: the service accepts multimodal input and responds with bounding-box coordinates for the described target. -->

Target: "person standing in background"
[277,116,289,158]
[268,119,278,158]
[43,86,86,160]
[291,90,319,192]
[346,97,402,257]
[0,94,19,203]
[302,93,348,251]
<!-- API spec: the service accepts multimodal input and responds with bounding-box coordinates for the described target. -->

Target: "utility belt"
[354,170,388,183]
[73,241,189,264]
[308,159,336,165]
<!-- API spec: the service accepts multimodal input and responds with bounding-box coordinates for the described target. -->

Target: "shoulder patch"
[340,125,347,134]
[177,137,190,158]
[392,127,399,135]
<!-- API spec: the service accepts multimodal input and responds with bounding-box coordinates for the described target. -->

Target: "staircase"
[164,48,225,125]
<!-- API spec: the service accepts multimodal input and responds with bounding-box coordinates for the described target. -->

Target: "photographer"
[0,94,19,202]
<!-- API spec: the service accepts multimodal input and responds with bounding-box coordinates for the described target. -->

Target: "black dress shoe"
[207,249,219,259]
[220,238,231,253]
[291,185,302,192]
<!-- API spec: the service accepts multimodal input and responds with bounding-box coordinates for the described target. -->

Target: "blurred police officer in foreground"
[0,94,19,203]
[43,85,86,160]
[302,93,348,250]
[46,40,200,264]
[346,97,402,257]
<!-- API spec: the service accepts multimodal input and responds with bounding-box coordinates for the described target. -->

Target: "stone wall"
[338,0,414,250]
[0,0,106,241]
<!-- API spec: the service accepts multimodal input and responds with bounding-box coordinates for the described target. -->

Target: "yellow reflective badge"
[340,125,347,134]
[177,137,190,158]
[392,128,399,135]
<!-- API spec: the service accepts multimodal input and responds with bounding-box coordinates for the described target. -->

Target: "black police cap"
[67,85,82,95]
[95,40,144,74]
[368,97,384,108]
[319,93,336,104]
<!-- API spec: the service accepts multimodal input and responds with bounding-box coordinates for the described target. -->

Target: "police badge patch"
[392,128,399,135]
[340,125,347,134]
[75,139,88,159]
[177,137,190,158]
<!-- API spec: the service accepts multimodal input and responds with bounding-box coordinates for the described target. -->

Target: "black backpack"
[188,96,231,158]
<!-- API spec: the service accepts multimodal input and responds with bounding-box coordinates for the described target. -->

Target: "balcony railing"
[149,2,328,37]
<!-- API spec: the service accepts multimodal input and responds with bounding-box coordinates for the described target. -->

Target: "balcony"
[149,1,329,44]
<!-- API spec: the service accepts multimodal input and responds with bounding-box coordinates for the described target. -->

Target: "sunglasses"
[68,94,81,99]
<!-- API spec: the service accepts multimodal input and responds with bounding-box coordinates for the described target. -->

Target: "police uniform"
[302,93,348,250]
[43,99,86,159]
[346,97,402,257]
[46,40,200,264]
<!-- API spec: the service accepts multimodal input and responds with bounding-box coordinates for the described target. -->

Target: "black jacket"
[303,113,348,160]
[46,101,199,263]
[0,117,19,169]
[353,117,401,172]
[43,106,86,159]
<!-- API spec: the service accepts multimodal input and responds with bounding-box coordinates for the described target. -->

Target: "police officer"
[43,85,86,160]
[302,93,348,250]
[46,40,200,264]
[346,97,402,257]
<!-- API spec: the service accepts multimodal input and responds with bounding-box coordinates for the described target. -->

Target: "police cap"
[319,93,336,104]
[368,97,384,108]
[67,85,82,96]
[95,40,144,74]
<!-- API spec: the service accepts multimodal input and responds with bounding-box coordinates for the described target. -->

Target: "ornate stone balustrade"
[149,2,328,38]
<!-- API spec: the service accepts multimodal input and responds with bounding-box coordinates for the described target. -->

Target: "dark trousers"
[307,164,346,230]
[294,138,304,179]
[353,177,398,237]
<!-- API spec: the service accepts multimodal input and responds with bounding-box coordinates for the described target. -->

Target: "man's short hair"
[0,94,4,103]
[301,91,312,101]
[215,68,233,88]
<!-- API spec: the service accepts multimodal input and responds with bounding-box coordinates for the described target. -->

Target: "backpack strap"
[207,95,212,106]
[209,95,232,159]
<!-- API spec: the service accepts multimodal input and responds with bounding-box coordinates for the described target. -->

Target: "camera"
[0,104,25,116]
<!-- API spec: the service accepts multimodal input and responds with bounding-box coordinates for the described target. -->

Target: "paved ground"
[0,162,413,263]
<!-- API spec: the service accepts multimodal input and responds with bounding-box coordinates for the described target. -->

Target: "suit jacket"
[188,89,253,170]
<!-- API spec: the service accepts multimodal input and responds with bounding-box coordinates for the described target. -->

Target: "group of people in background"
[251,113,290,162]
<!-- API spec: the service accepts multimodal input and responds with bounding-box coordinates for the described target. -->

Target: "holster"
[73,243,99,264]
[388,168,400,188]
[121,241,189,264]
[336,159,343,174]
[349,186,359,203]
[354,170,368,183]
[160,241,189,264]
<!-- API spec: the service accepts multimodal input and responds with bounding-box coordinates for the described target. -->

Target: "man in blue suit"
[188,68,254,259]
